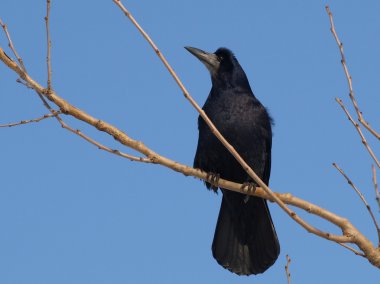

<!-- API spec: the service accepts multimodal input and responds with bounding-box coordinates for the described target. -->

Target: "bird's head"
[185,46,250,90]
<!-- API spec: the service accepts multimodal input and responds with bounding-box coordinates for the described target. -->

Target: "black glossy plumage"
[189,47,280,275]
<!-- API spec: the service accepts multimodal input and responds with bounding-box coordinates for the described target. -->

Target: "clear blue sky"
[1,1,380,283]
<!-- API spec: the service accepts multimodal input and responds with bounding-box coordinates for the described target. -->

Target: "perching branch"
[1,1,380,270]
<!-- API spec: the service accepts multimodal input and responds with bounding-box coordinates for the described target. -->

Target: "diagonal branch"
[326,6,380,141]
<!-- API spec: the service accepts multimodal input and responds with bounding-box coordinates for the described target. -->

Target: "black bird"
[186,46,280,275]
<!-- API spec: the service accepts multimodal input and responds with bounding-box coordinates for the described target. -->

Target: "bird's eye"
[218,56,223,62]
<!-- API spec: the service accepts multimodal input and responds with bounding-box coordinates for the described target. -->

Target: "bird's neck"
[211,77,253,94]
[211,68,252,93]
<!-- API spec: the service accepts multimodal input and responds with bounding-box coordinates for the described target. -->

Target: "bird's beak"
[185,46,220,76]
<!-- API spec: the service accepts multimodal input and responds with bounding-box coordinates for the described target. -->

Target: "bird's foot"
[206,172,220,191]
[241,182,256,203]
[241,182,256,194]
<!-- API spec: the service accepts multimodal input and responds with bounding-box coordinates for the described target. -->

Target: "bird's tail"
[212,191,280,275]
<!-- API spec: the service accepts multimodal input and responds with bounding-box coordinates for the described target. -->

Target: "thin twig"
[59,121,151,163]
[338,242,366,257]
[326,6,380,141]
[112,0,346,246]
[373,165,380,213]
[335,98,380,168]
[0,111,62,128]
[285,255,291,284]
[0,18,26,72]
[333,163,380,246]
[45,0,52,90]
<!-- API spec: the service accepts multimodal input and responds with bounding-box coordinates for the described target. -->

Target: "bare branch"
[0,111,62,128]
[333,163,380,246]
[45,0,52,90]
[373,165,380,212]
[335,98,380,168]
[326,6,380,140]
[0,18,26,72]
[285,255,291,284]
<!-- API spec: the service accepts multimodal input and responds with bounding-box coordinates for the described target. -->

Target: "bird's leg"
[206,172,220,191]
[241,182,256,203]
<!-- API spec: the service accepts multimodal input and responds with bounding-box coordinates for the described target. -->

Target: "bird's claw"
[241,182,256,194]
[206,172,220,189]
